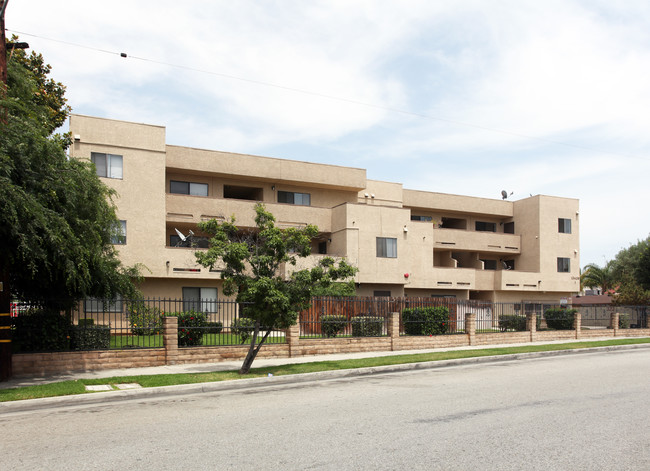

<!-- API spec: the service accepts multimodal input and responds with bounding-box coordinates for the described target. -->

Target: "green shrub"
[176,310,208,347]
[127,302,163,335]
[351,315,384,337]
[12,308,70,352]
[498,315,527,332]
[320,315,347,338]
[544,308,576,330]
[402,307,449,336]
[231,317,256,344]
[70,324,111,350]
[206,321,223,334]
[78,318,95,327]
[618,313,630,329]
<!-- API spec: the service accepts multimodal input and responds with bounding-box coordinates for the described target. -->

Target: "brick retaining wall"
[11,312,650,378]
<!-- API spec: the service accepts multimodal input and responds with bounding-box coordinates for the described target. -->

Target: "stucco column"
[526,312,537,343]
[610,312,620,336]
[465,313,476,346]
[573,312,581,339]
[286,323,300,357]
[387,312,400,351]
[164,316,178,365]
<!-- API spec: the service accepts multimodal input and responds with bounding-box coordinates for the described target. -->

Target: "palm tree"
[581,262,616,295]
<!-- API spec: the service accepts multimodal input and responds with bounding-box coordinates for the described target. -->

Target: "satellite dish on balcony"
[501,190,513,200]
[175,228,196,247]
[175,228,187,242]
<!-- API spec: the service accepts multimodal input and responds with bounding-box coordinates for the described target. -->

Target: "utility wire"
[8,29,648,162]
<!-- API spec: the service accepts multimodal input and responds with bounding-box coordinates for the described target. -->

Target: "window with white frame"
[376,237,397,258]
[170,180,209,197]
[557,257,570,273]
[112,220,126,245]
[558,218,572,234]
[91,152,123,179]
[182,287,218,312]
[84,297,123,313]
[278,190,310,206]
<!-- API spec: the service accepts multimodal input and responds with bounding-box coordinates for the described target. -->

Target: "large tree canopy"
[196,204,357,374]
[582,236,650,304]
[0,42,140,307]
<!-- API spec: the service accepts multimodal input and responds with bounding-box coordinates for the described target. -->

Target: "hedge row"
[402,307,449,335]
[544,308,577,330]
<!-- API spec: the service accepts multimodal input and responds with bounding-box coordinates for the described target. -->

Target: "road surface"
[2,349,649,470]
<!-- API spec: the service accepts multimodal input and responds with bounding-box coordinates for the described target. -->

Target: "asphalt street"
[2,348,649,470]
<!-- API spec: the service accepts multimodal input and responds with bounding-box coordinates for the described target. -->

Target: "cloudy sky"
[7,0,650,269]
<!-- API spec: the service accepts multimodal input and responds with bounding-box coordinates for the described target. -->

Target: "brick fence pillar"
[286,323,300,357]
[164,316,178,365]
[465,313,476,346]
[573,312,582,339]
[526,312,537,343]
[387,312,400,351]
[610,312,620,337]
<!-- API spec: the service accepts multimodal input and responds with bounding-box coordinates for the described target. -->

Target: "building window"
[112,220,126,245]
[503,222,515,234]
[91,152,123,179]
[376,237,397,258]
[411,215,432,222]
[318,241,327,254]
[557,257,570,273]
[84,297,123,313]
[170,180,209,197]
[475,221,497,232]
[558,218,572,234]
[182,287,218,312]
[373,290,391,297]
[278,191,310,206]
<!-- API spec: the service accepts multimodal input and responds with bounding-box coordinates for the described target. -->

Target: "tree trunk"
[239,320,272,374]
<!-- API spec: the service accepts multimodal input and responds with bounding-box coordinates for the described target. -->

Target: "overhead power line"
[7,29,648,162]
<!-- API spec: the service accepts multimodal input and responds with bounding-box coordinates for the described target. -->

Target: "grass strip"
[1,337,649,403]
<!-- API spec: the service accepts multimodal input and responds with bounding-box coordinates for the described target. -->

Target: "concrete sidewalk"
[0,336,639,390]
[2,338,650,414]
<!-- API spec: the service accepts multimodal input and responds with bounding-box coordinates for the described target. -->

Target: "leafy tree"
[612,274,650,306]
[610,236,650,282]
[196,204,357,374]
[635,245,650,291]
[311,281,356,297]
[580,262,616,295]
[1,40,140,308]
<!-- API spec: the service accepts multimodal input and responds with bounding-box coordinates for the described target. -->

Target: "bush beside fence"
[9,297,650,355]
[10,301,650,377]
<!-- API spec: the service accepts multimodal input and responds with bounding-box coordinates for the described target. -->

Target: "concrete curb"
[2,343,649,414]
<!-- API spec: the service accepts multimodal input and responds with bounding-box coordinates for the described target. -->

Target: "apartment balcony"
[433,228,521,255]
[404,267,476,290]
[166,146,367,191]
[135,247,223,279]
[495,270,543,291]
[166,195,333,231]
[406,267,570,294]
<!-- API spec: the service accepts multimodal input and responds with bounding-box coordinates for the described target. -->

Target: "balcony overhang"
[166,146,367,191]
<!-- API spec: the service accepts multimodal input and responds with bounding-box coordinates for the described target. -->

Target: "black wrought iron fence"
[615,305,648,329]
[577,305,613,329]
[10,298,285,353]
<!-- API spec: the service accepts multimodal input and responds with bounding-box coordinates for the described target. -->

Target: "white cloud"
[7,0,650,268]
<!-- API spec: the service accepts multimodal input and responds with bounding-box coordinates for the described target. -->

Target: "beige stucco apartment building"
[69,114,580,304]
